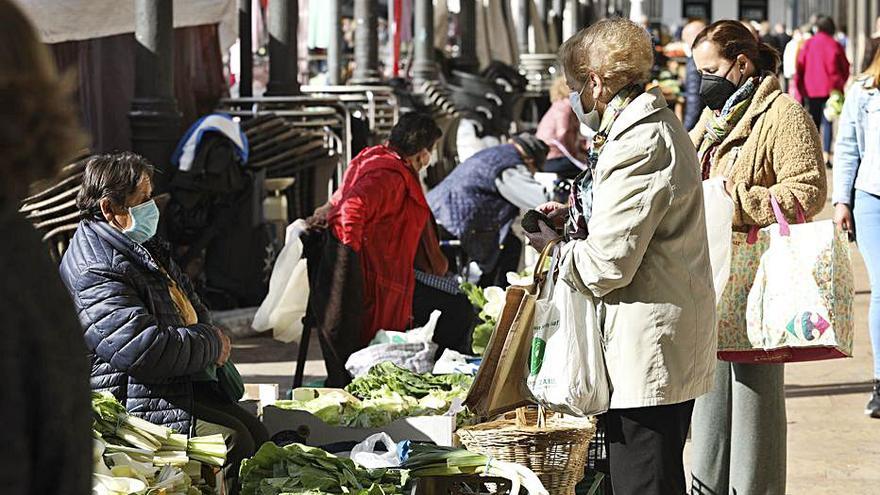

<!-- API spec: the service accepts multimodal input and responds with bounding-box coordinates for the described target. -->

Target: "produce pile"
[240,442,407,495]
[460,282,505,356]
[402,443,548,495]
[91,392,227,495]
[275,362,473,428]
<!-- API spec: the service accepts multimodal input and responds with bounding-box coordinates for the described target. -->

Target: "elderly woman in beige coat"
[526,18,716,495]
[688,21,826,495]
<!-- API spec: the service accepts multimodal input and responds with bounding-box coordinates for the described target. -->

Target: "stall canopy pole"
[266,0,301,95]
[129,0,181,192]
[457,0,479,73]
[412,0,438,84]
[239,0,253,96]
[328,0,343,85]
[352,0,382,83]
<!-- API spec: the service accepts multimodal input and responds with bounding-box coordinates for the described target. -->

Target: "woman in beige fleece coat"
[689,21,826,495]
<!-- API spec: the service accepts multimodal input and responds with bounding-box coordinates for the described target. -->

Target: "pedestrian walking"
[795,15,850,168]
[689,20,827,495]
[526,18,716,495]
[783,25,812,103]
[832,47,880,419]
[682,19,708,131]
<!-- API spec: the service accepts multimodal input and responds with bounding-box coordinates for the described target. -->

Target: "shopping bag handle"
[531,239,560,294]
[746,194,807,243]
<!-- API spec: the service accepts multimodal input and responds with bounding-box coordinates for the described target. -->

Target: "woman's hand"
[723,178,737,197]
[833,203,854,234]
[537,201,570,229]
[524,221,562,253]
[306,203,332,230]
[537,201,566,215]
[214,327,232,366]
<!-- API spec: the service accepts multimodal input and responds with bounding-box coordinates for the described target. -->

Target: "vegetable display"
[91,392,226,495]
[345,362,472,399]
[401,443,548,495]
[275,363,473,428]
[460,283,505,355]
[239,442,407,495]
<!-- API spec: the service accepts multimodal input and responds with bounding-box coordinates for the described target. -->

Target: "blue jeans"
[854,189,880,379]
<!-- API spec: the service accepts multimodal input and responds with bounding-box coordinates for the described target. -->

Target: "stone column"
[352,0,381,83]
[266,0,301,95]
[238,0,253,96]
[412,0,438,84]
[266,0,299,96]
[327,0,343,85]
[551,0,564,43]
[517,0,531,55]
[457,0,479,72]
[129,0,180,191]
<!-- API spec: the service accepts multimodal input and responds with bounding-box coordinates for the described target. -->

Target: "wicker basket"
[457,408,596,495]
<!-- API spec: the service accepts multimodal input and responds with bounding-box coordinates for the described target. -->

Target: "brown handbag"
[464,240,558,417]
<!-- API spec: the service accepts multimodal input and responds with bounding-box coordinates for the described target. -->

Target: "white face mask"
[569,80,600,132]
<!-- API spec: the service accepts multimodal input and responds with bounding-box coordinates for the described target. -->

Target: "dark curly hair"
[77,152,155,219]
[0,0,87,202]
[387,112,442,156]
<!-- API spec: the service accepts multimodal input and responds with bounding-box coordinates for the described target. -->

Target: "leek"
[92,392,171,452]
[153,452,190,466]
[402,444,547,495]
[187,434,227,467]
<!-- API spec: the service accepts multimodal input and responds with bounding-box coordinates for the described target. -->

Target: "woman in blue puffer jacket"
[59,152,267,494]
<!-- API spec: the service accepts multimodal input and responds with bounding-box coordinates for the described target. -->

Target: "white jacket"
[559,88,717,409]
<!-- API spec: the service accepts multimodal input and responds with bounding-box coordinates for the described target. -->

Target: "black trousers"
[412,281,476,357]
[604,400,696,495]
[192,383,270,495]
[477,230,522,289]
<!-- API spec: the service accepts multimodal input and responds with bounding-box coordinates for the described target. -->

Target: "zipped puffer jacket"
[59,220,221,433]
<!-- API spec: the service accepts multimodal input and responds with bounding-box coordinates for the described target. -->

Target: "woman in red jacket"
[796,15,850,167]
[313,112,442,385]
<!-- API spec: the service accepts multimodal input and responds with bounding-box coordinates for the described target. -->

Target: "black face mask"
[699,61,741,111]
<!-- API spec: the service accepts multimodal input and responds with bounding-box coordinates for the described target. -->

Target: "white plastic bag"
[253,220,310,343]
[350,433,401,469]
[703,177,734,304]
[432,348,480,375]
[527,248,609,417]
[371,310,440,345]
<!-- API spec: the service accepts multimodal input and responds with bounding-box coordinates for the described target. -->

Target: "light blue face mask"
[123,199,160,244]
[569,81,600,132]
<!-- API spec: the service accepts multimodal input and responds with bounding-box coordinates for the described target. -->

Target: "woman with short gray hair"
[60,152,267,494]
[525,18,716,494]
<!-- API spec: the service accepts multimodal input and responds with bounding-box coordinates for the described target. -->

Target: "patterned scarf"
[697,76,760,180]
[567,84,644,240]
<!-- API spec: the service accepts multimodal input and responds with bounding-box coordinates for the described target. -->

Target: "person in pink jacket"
[536,77,588,179]
[795,15,850,167]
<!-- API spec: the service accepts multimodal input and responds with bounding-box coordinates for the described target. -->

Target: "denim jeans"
[854,189,880,379]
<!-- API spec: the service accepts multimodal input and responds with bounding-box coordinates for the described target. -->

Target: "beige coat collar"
[607,87,668,142]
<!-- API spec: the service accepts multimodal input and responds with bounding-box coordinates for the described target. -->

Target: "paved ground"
[234,177,880,494]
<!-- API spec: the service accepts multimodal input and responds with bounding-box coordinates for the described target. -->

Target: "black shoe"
[826,161,833,169]
[866,380,880,418]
